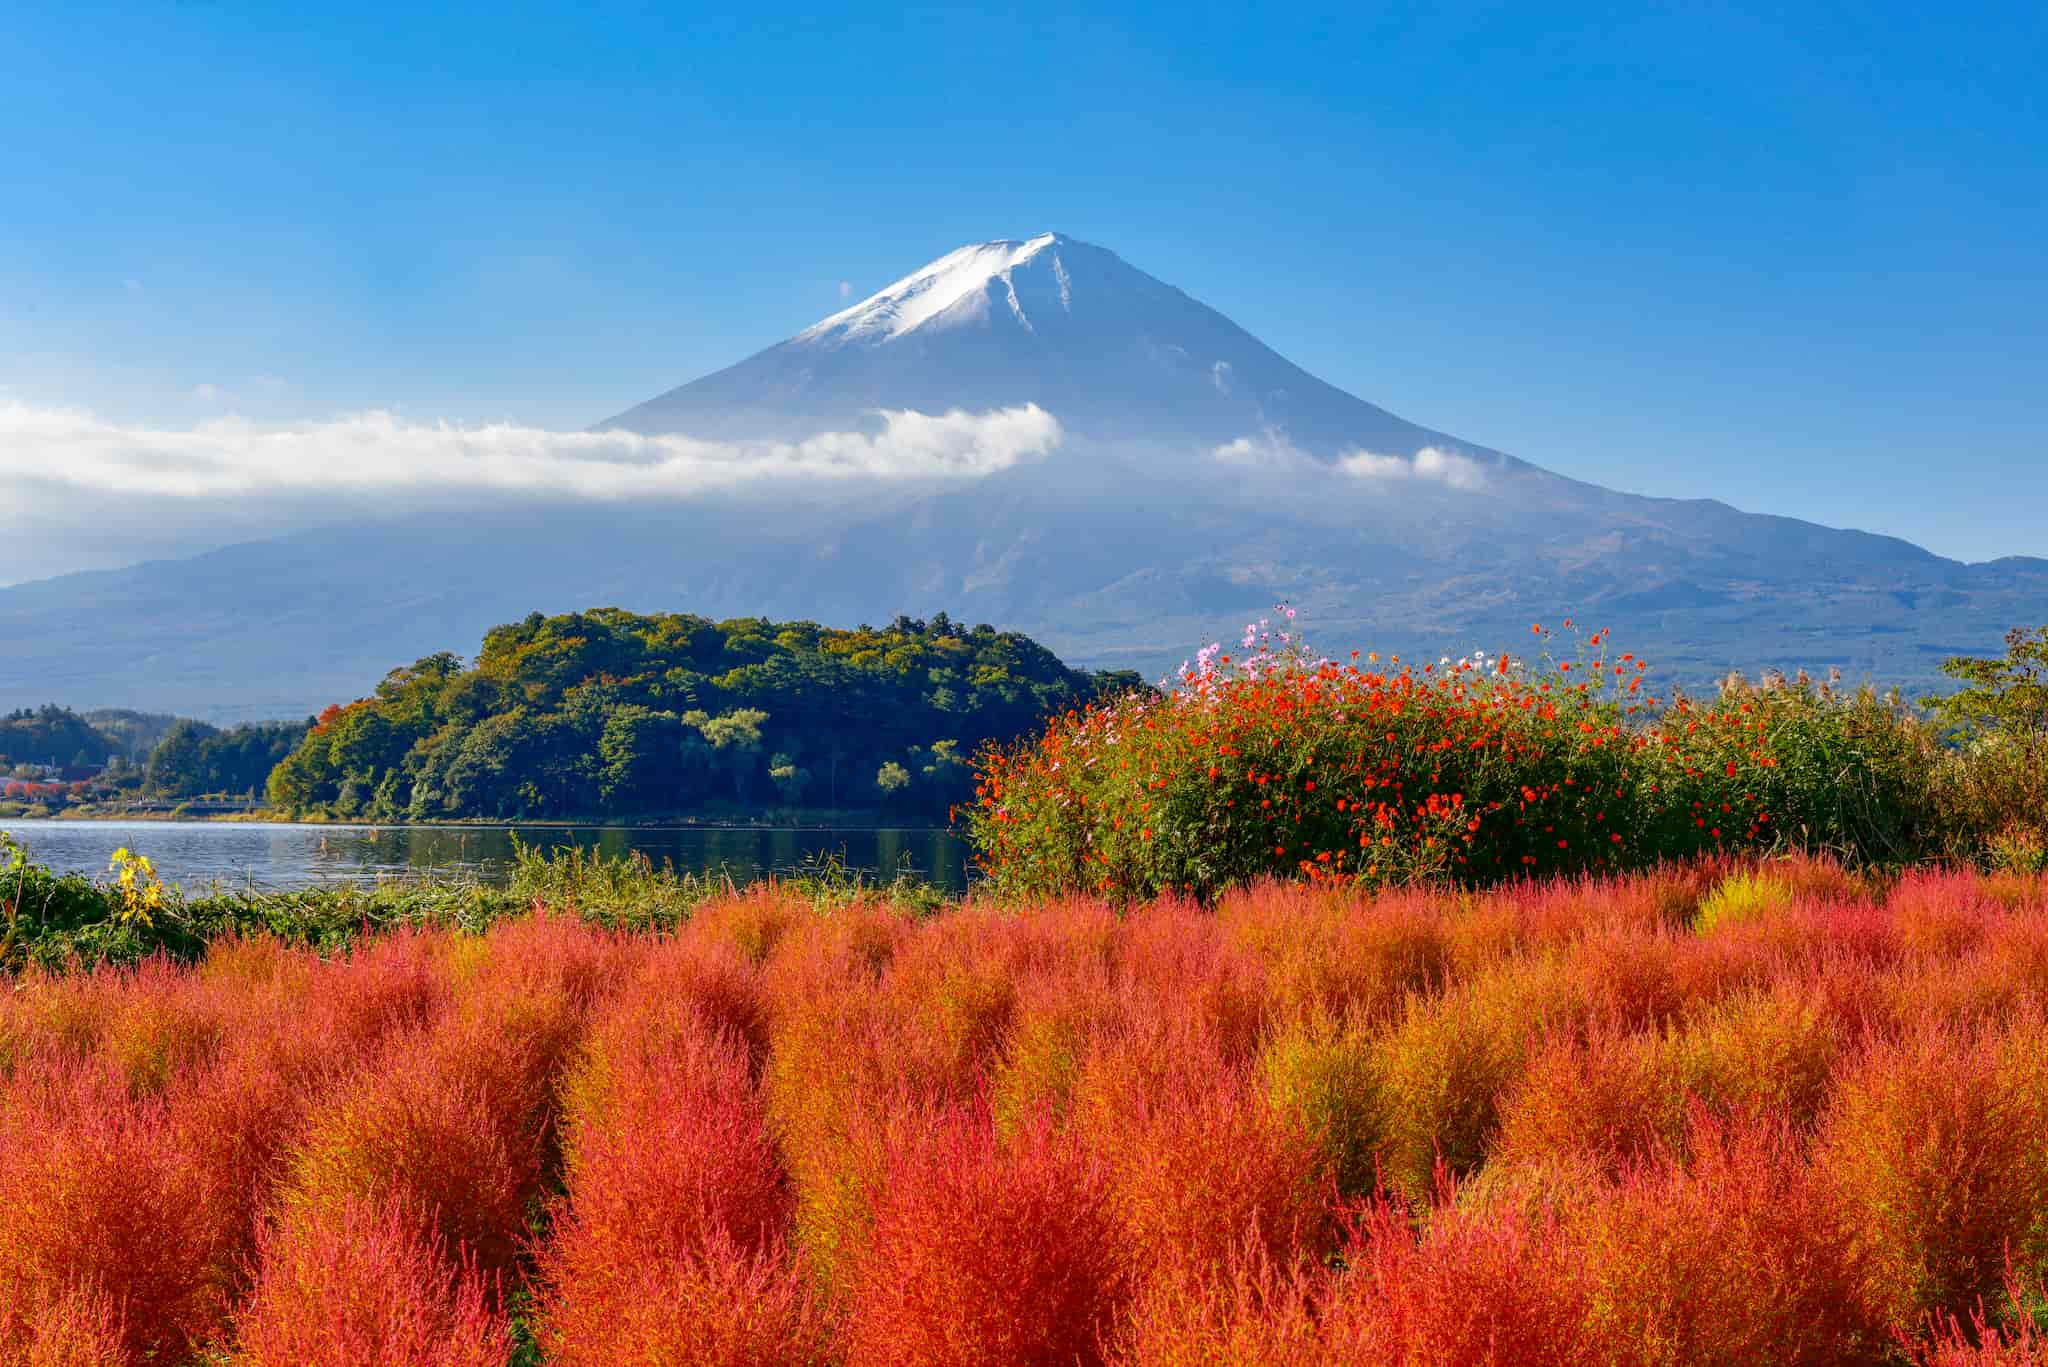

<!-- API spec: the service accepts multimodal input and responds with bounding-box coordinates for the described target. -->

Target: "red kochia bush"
[1115,1238,1331,1367]
[1907,1260,2048,1364]
[6,1286,127,1367]
[0,1067,228,1360]
[283,926,593,1280]
[235,1197,509,1367]
[1570,1110,1871,1366]
[539,1004,822,1365]
[13,856,2048,1362]
[1087,1063,1331,1295]
[1819,1016,2048,1328]
[1323,1177,1595,1367]
[282,1022,533,1278]
[544,1230,829,1367]
[845,1106,1125,1367]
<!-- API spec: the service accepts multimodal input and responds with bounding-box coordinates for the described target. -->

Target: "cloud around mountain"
[1212,431,1491,491]
[0,400,1061,583]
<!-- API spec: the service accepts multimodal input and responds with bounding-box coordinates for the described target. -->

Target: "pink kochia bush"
[0,862,2045,1362]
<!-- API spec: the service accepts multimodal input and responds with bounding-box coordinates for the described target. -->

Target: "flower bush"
[969,611,1944,901]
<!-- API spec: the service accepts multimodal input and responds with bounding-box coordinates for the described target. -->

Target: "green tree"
[1925,626,2048,848]
[0,705,116,770]
[260,607,1130,821]
[145,719,221,794]
[769,752,813,806]
[442,711,536,818]
[914,738,975,818]
[1925,626,2048,755]
[875,760,912,802]
[691,708,769,800]
[598,706,686,808]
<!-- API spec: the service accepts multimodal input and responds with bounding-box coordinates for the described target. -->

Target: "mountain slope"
[604,233,1521,463]
[3,233,2041,720]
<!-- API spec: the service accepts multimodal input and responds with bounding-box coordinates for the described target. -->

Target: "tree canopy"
[0,706,115,771]
[266,609,1146,822]
[144,719,309,798]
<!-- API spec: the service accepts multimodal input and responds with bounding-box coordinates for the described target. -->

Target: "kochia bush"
[969,615,1940,901]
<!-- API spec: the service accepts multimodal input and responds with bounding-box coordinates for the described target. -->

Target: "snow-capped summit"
[603,232,1487,460]
[797,233,1068,345]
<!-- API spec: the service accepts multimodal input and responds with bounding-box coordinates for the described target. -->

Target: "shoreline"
[3,811,956,835]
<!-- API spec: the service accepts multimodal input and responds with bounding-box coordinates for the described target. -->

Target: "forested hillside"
[0,705,116,770]
[144,719,309,798]
[265,609,1146,823]
[1,705,309,812]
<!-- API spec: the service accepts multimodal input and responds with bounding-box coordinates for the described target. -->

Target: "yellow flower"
[108,847,163,928]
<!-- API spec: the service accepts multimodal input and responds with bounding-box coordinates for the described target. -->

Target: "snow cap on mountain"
[799,233,1068,344]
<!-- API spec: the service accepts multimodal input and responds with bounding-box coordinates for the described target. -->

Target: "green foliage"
[0,830,531,971]
[143,717,308,798]
[267,609,1136,823]
[769,753,813,805]
[970,620,1954,902]
[81,708,183,762]
[1,831,115,970]
[1710,673,1946,864]
[1925,627,2048,853]
[0,705,115,771]
[1926,626,2048,748]
[0,833,947,974]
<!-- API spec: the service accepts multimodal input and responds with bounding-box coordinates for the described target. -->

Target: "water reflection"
[0,820,970,893]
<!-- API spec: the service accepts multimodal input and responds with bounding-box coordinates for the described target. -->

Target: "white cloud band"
[1213,431,1489,491]
[0,401,1061,583]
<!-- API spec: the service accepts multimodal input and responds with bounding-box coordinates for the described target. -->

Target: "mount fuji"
[5,233,2043,720]
[604,232,1511,462]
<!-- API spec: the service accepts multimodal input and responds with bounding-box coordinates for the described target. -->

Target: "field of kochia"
[6,860,2048,1364]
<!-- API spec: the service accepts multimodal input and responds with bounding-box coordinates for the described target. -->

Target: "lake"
[0,819,972,893]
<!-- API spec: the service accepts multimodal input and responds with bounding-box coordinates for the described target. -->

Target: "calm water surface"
[0,819,970,893]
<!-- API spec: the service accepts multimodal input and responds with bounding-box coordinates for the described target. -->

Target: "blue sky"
[3,1,2044,562]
